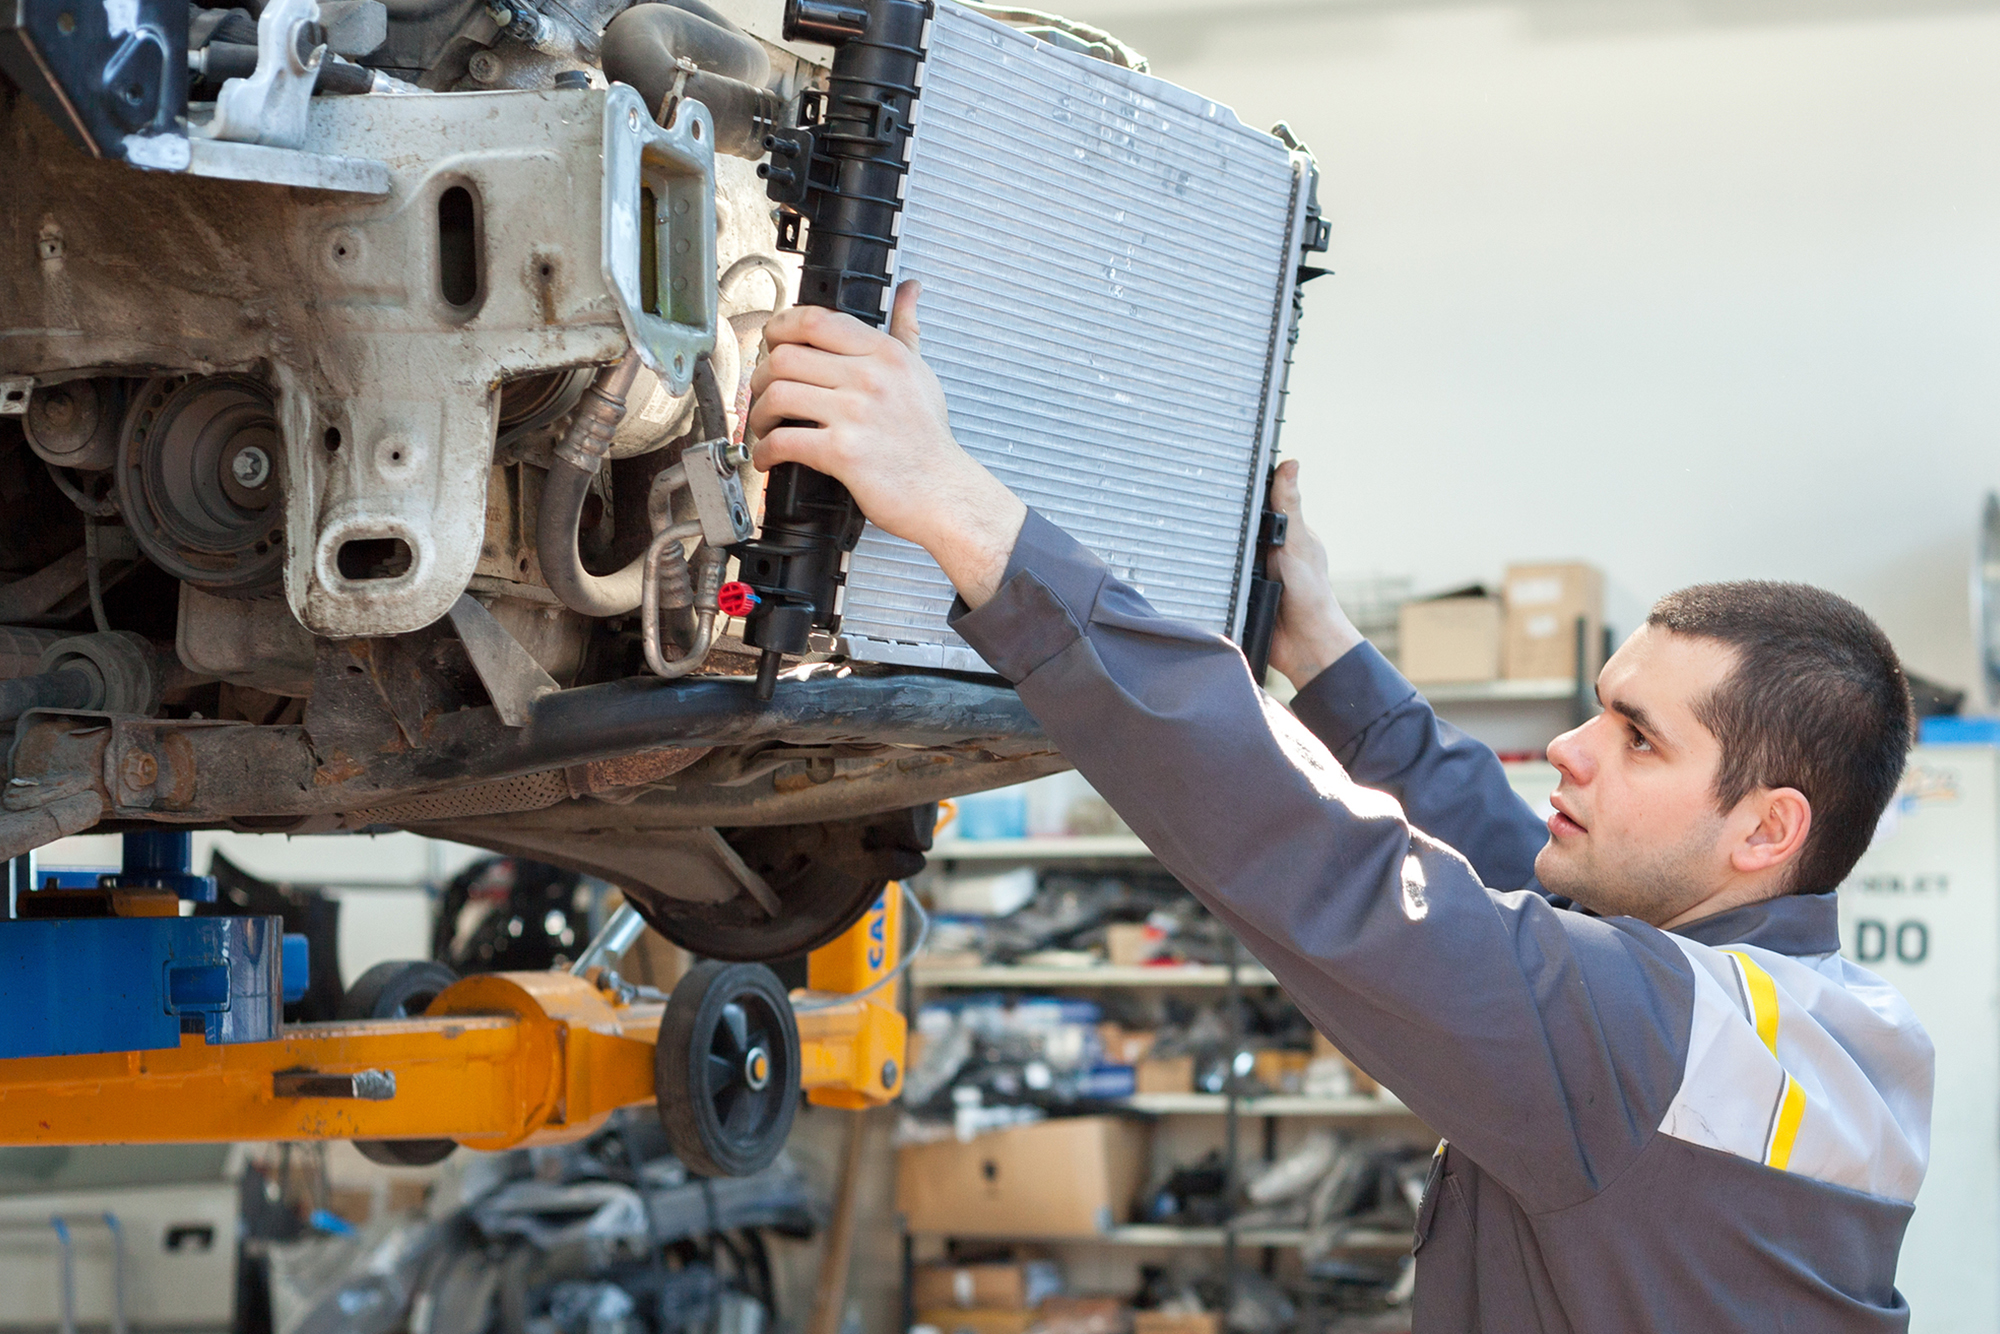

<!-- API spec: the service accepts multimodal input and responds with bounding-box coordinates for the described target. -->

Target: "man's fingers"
[762,303,890,357]
[746,380,840,438]
[888,279,922,356]
[749,343,854,397]
[750,423,832,474]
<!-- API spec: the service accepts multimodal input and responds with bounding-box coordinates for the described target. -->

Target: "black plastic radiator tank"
[738,0,931,700]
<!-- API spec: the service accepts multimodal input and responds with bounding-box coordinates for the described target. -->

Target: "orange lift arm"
[0,886,913,1162]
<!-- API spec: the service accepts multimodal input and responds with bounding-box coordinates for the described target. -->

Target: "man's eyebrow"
[1599,689,1665,745]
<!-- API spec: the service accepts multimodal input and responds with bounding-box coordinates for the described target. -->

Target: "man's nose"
[1547,720,1594,784]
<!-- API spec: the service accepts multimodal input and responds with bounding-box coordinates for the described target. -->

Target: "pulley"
[115,375,285,597]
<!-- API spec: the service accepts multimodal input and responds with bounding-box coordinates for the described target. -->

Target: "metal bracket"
[0,378,30,415]
[195,0,325,148]
[701,828,780,917]
[447,593,561,728]
[600,85,717,395]
[185,138,388,193]
[683,439,756,546]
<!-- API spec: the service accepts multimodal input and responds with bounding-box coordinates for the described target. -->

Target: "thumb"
[888,279,922,356]
[1269,457,1303,514]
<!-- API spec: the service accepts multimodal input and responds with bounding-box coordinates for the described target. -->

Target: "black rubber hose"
[199,43,376,93]
[601,6,784,158]
[0,668,98,725]
[601,1,771,86]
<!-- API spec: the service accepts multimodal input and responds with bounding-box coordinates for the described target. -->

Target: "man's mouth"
[1548,794,1587,839]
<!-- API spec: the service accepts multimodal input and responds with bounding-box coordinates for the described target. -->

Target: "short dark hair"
[1646,582,1913,895]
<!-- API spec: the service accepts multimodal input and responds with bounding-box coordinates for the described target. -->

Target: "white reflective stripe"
[1658,937,1932,1204]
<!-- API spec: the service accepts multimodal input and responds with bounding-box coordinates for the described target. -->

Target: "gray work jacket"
[950,510,1934,1334]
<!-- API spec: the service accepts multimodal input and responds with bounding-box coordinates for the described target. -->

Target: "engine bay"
[0,0,1322,957]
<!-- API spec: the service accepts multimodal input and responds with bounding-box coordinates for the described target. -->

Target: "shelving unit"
[914,962,1280,989]
[909,1224,1411,1251]
[1122,1093,1411,1118]
[930,835,1154,861]
[908,840,1432,1316]
[1417,677,1582,705]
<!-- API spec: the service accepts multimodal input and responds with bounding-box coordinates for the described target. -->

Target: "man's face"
[1534,625,1742,925]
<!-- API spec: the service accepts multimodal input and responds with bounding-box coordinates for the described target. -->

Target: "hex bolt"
[231,446,271,489]
[468,50,503,83]
[121,751,158,791]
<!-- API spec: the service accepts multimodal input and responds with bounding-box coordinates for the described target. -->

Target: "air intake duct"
[735,0,929,701]
[601,0,784,159]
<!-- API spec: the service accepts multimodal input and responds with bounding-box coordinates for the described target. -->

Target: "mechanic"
[745,282,1933,1332]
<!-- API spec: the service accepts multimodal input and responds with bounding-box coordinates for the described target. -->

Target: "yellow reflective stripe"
[1768,1074,1807,1170]
[1725,950,1809,1170]
[1725,950,1782,1058]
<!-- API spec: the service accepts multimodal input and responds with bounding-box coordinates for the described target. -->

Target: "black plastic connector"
[735,0,930,701]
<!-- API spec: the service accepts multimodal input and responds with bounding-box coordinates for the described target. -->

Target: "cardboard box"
[1105,922,1165,967]
[1502,562,1603,681]
[1398,594,1502,684]
[898,1115,1150,1238]
[1134,1054,1194,1095]
[912,1261,1059,1311]
[1097,1024,1154,1066]
[1036,1297,1130,1334]
[918,1310,1037,1334]
[1132,1314,1221,1334]
[1252,1049,1310,1095]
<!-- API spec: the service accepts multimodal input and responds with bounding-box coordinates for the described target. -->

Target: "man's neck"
[1657,877,1786,933]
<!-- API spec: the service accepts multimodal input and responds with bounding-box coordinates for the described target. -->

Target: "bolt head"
[231,445,271,489]
[881,1058,899,1089]
[121,751,158,790]
[468,50,502,82]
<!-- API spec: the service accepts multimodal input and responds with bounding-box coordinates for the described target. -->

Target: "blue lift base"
[0,833,308,1060]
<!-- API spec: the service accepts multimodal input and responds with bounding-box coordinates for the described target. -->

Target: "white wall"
[1059,0,2000,698]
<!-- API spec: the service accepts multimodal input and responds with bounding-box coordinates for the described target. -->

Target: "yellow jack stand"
[0,887,910,1171]
[796,882,908,1109]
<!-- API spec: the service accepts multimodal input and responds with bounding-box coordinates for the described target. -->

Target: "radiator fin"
[836,2,1302,672]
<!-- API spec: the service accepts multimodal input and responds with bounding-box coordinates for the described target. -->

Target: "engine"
[0,0,1323,952]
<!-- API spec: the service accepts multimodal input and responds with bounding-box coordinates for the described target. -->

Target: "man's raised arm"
[746,285,1698,1214]
[1263,464,1552,895]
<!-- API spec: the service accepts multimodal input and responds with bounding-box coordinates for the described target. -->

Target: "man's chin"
[1533,845,1581,898]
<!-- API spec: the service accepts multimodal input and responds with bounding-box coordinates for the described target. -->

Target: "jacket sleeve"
[1288,645,1551,895]
[950,510,1696,1213]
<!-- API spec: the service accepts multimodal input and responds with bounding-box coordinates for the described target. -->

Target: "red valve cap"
[718,582,761,618]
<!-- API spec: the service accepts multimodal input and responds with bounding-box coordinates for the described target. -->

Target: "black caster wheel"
[338,960,462,1169]
[656,960,800,1177]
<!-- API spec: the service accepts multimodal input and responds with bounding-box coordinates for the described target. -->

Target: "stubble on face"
[1533,805,1729,925]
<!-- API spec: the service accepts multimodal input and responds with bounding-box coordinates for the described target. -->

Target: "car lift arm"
[0,889,908,1158]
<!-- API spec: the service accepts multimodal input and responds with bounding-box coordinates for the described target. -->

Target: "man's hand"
[747,280,1027,608]
[1266,459,1366,688]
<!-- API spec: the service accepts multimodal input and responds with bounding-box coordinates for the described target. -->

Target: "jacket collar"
[1669,890,1842,957]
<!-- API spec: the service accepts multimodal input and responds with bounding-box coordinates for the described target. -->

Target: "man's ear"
[1731,787,1812,877]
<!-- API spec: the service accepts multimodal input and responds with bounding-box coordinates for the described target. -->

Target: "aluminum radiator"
[833,1,1318,672]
